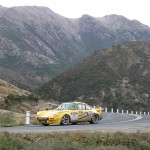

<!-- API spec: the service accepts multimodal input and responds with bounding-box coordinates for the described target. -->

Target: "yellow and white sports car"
[37,101,103,125]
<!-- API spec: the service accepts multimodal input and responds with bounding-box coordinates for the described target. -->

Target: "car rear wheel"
[61,115,70,125]
[90,114,99,124]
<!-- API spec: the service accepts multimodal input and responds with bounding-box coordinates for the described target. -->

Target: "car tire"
[90,114,99,124]
[42,124,49,126]
[72,122,77,125]
[60,115,70,125]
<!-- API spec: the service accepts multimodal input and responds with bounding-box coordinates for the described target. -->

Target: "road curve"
[0,113,150,133]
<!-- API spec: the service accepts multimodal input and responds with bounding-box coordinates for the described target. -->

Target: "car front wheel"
[90,114,99,124]
[61,115,70,125]
[42,123,49,126]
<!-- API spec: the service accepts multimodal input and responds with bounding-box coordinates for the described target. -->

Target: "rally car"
[37,101,103,126]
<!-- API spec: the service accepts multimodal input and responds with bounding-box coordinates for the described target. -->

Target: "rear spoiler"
[95,107,103,112]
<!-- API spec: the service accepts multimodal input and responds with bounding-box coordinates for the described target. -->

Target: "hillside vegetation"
[0,79,30,102]
[1,6,150,90]
[39,41,150,111]
[0,79,58,113]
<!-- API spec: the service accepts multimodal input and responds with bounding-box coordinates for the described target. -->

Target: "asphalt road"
[0,113,150,133]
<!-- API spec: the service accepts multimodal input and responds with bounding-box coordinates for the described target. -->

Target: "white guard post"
[26,111,30,125]
[111,108,113,113]
[117,109,119,113]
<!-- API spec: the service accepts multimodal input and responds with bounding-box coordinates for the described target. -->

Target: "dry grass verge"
[0,131,150,150]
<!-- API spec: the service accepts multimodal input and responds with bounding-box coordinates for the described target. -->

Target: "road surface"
[0,113,150,133]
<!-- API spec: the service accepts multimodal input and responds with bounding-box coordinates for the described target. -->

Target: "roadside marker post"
[111,108,113,113]
[26,111,30,125]
[105,108,107,113]
[122,110,124,114]
[117,109,119,113]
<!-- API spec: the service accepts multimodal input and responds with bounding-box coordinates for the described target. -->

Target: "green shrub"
[0,134,24,150]
[137,141,150,150]
[51,139,81,150]
[0,112,17,127]
[5,93,39,103]
[0,132,150,150]
[86,145,129,150]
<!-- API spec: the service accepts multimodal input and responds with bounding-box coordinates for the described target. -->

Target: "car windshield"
[57,102,76,110]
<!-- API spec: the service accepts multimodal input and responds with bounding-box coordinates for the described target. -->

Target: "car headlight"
[37,112,40,115]
[53,114,57,117]
[53,113,59,117]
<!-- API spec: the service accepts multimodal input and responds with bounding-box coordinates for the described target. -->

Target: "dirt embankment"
[0,79,59,120]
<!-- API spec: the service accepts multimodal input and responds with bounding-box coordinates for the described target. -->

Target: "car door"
[84,104,94,121]
[77,104,89,122]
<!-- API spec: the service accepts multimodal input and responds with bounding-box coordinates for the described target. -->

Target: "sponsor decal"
[79,111,93,119]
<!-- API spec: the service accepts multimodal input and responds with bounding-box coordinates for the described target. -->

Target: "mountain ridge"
[0,6,150,90]
[38,41,150,111]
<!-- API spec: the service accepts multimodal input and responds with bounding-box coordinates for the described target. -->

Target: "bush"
[51,139,81,150]
[0,134,24,150]
[0,112,17,127]
[137,141,150,150]
[5,93,39,103]
[0,132,150,150]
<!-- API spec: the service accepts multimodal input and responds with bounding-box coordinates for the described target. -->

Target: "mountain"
[0,79,30,100]
[0,79,58,113]
[0,78,30,111]
[0,6,150,90]
[0,6,84,90]
[38,41,150,111]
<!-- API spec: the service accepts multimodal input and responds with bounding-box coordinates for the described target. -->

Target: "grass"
[0,111,39,127]
[0,112,18,127]
[0,131,150,150]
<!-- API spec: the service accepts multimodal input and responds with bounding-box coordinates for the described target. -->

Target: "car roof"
[62,101,87,105]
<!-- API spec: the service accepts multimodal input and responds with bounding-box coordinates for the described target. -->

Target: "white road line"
[119,114,142,123]
[101,114,142,125]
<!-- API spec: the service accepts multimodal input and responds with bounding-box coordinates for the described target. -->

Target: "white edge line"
[101,114,142,125]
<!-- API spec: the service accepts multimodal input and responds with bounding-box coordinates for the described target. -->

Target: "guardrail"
[104,107,150,115]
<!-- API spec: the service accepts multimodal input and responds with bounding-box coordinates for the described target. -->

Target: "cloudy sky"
[0,0,150,26]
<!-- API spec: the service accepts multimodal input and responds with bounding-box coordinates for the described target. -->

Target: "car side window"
[78,104,86,110]
[86,105,92,110]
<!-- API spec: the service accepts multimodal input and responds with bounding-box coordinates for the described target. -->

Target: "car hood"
[37,110,68,118]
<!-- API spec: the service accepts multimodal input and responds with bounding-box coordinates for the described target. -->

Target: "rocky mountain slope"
[0,79,30,100]
[0,79,58,113]
[39,41,150,111]
[0,79,30,111]
[0,6,150,90]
